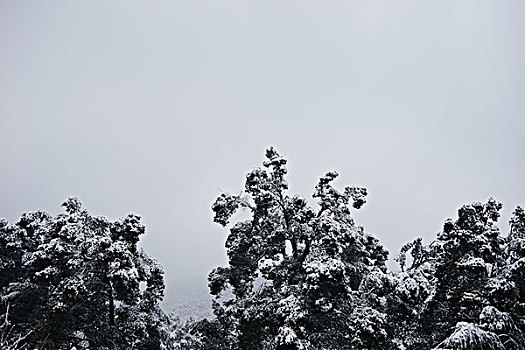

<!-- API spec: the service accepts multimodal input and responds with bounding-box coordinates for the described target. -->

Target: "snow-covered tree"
[0,305,31,350]
[209,147,390,349]
[1,151,523,349]
[386,237,438,349]
[155,313,205,350]
[420,199,505,346]
[409,198,525,350]
[0,198,165,349]
[432,306,524,350]
[500,206,525,337]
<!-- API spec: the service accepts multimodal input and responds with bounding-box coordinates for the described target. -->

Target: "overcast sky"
[1,0,524,306]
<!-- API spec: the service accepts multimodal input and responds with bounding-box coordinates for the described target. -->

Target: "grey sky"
[1,1,524,306]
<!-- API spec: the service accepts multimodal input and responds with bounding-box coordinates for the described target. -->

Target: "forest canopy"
[0,147,524,349]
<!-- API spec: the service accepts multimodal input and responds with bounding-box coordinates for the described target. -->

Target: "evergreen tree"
[388,237,438,349]
[421,198,505,346]
[500,206,525,337]
[209,147,390,349]
[0,198,165,349]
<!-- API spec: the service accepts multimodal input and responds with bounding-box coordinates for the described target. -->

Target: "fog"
[1,0,524,307]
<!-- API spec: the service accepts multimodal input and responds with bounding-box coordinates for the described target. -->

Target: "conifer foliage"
[204,147,525,350]
[0,147,523,349]
[0,198,165,349]
[209,147,390,349]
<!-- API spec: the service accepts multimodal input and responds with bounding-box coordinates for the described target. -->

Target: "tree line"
[1,147,524,349]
